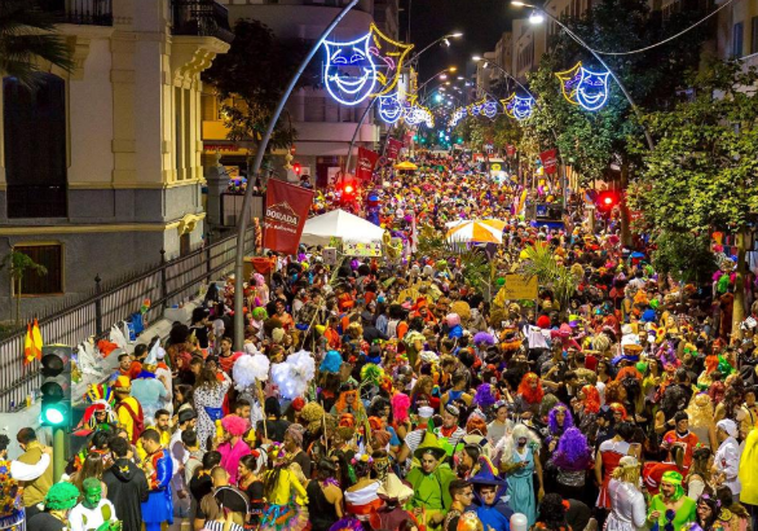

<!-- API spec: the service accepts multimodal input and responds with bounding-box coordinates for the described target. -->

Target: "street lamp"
[233,0,361,348]
[510,0,654,150]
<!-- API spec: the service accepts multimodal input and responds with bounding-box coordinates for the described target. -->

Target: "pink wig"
[446,313,461,327]
[221,414,250,437]
[391,393,411,423]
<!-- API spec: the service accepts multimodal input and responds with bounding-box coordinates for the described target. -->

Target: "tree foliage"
[0,0,74,87]
[0,250,47,324]
[519,244,579,315]
[202,19,318,151]
[650,232,715,285]
[628,60,758,235]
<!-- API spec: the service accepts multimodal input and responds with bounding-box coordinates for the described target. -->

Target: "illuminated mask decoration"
[576,67,610,111]
[404,103,433,128]
[368,23,414,97]
[323,34,377,106]
[448,106,467,128]
[502,93,534,121]
[481,99,499,119]
[555,61,610,111]
[377,92,403,124]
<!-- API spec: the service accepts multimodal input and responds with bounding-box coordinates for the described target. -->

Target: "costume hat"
[413,422,447,461]
[377,473,414,502]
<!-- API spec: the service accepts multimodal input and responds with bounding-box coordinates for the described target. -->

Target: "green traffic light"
[42,404,67,425]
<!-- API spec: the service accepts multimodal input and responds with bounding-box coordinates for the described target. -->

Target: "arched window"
[3,74,67,218]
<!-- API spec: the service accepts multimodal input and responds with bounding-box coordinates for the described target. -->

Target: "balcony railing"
[171,0,235,44]
[40,0,113,26]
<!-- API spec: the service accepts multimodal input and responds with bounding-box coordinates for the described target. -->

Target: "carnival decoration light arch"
[555,61,610,111]
[377,92,403,124]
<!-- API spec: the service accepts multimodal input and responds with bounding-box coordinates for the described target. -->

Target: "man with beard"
[647,472,696,530]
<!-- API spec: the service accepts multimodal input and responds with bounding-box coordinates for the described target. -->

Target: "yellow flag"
[31,318,43,360]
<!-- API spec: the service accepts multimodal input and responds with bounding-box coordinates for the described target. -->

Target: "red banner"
[263,179,314,255]
[506,144,516,157]
[540,149,558,174]
[386,138,403,160]
[355,147,380,181]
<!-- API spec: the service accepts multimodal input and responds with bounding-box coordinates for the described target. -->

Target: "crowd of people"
[3,151,758,531]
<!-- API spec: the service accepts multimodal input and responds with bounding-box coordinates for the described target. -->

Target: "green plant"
[0,250,48,324]
[0,0,74,87]
[519,244,579,316]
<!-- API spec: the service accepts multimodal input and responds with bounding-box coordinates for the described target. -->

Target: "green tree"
[519,244,579,316]
[0,250,48,324]
[628,60,758,339]
[202,19,318,153]
[0,0,74,86]
[650,232,715,285]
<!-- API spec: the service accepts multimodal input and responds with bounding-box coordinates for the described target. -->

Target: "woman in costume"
[193,365,232,451]
[330,382,367,426]
[343,454,382,521]
[306,459,343,531]
[549,427,593,502]
[596,421,634,509]
[260,444,309,531]
[605,456,646,531]
[685,446,714,499]
[686,393,718,450]
[500,423,543,527]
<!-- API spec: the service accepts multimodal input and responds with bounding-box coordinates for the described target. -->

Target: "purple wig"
[474,383,497,409]
[552,427,592,471]
[547,403,574,435]
[473,332,496,346]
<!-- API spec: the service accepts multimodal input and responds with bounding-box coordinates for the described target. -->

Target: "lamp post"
[511,0,654,151]
[233,0,360,350]
[343,34,463,174]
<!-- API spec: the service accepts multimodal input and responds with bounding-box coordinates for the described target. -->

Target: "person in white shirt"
[606,456,647,531]
[714,419,742,501]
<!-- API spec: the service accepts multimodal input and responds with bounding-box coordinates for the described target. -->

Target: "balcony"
[39,0,113,26]
[171,0,235,44]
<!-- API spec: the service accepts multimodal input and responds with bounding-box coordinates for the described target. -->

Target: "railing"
[39,0,114,26]
[171,0,235,44]
[220,193,265,228]
[0,228,255,412]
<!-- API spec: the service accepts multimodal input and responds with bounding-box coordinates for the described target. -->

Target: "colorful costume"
[260,445,309,531]
[142,449,173,531]
[647,472,696,531]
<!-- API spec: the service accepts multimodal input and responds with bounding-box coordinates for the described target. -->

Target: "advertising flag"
[263,179,314,255]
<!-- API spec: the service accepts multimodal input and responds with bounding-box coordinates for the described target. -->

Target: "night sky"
[400,0,515,82]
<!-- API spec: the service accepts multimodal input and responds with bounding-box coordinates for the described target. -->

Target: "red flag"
[540,149,558,174]
[387,138,403,160]
[506,144,516,157]
[355,147,380,181]
[263,179,314,255]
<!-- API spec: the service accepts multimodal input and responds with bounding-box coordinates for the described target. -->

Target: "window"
[13,244,63,295]
[3,74,67,218]
[733,22,744,58]
[751,17,758,54]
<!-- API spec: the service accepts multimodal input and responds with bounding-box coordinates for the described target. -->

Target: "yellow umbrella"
[394,161,418,170]
[445,219,507,244]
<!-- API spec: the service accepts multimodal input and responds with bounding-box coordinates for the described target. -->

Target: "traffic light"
[344,183,355,195]
[40,345,72,427]
[596,190,620,212]
[292,163,302,176]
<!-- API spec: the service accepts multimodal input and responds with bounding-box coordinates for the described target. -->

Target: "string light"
[448,106,467,128]
[323,33,377,106]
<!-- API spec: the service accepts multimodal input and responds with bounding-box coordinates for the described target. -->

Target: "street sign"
[497,274,538,301]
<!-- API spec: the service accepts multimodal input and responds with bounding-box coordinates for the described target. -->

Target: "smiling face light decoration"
[576,67,610,111]
[323,34,378,106]
[502,93,534,121]
[377,92,403,124]
[555,61,610,111]
[481,99,499,119]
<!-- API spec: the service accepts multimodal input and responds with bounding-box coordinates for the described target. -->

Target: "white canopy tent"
[300,209,385,246]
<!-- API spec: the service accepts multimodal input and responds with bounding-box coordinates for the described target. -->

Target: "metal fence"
[0,228,255,412]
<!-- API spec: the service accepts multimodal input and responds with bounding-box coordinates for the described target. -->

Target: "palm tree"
[0,0,74,87]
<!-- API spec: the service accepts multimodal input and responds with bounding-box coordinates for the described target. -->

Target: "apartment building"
[0,0,231,320]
